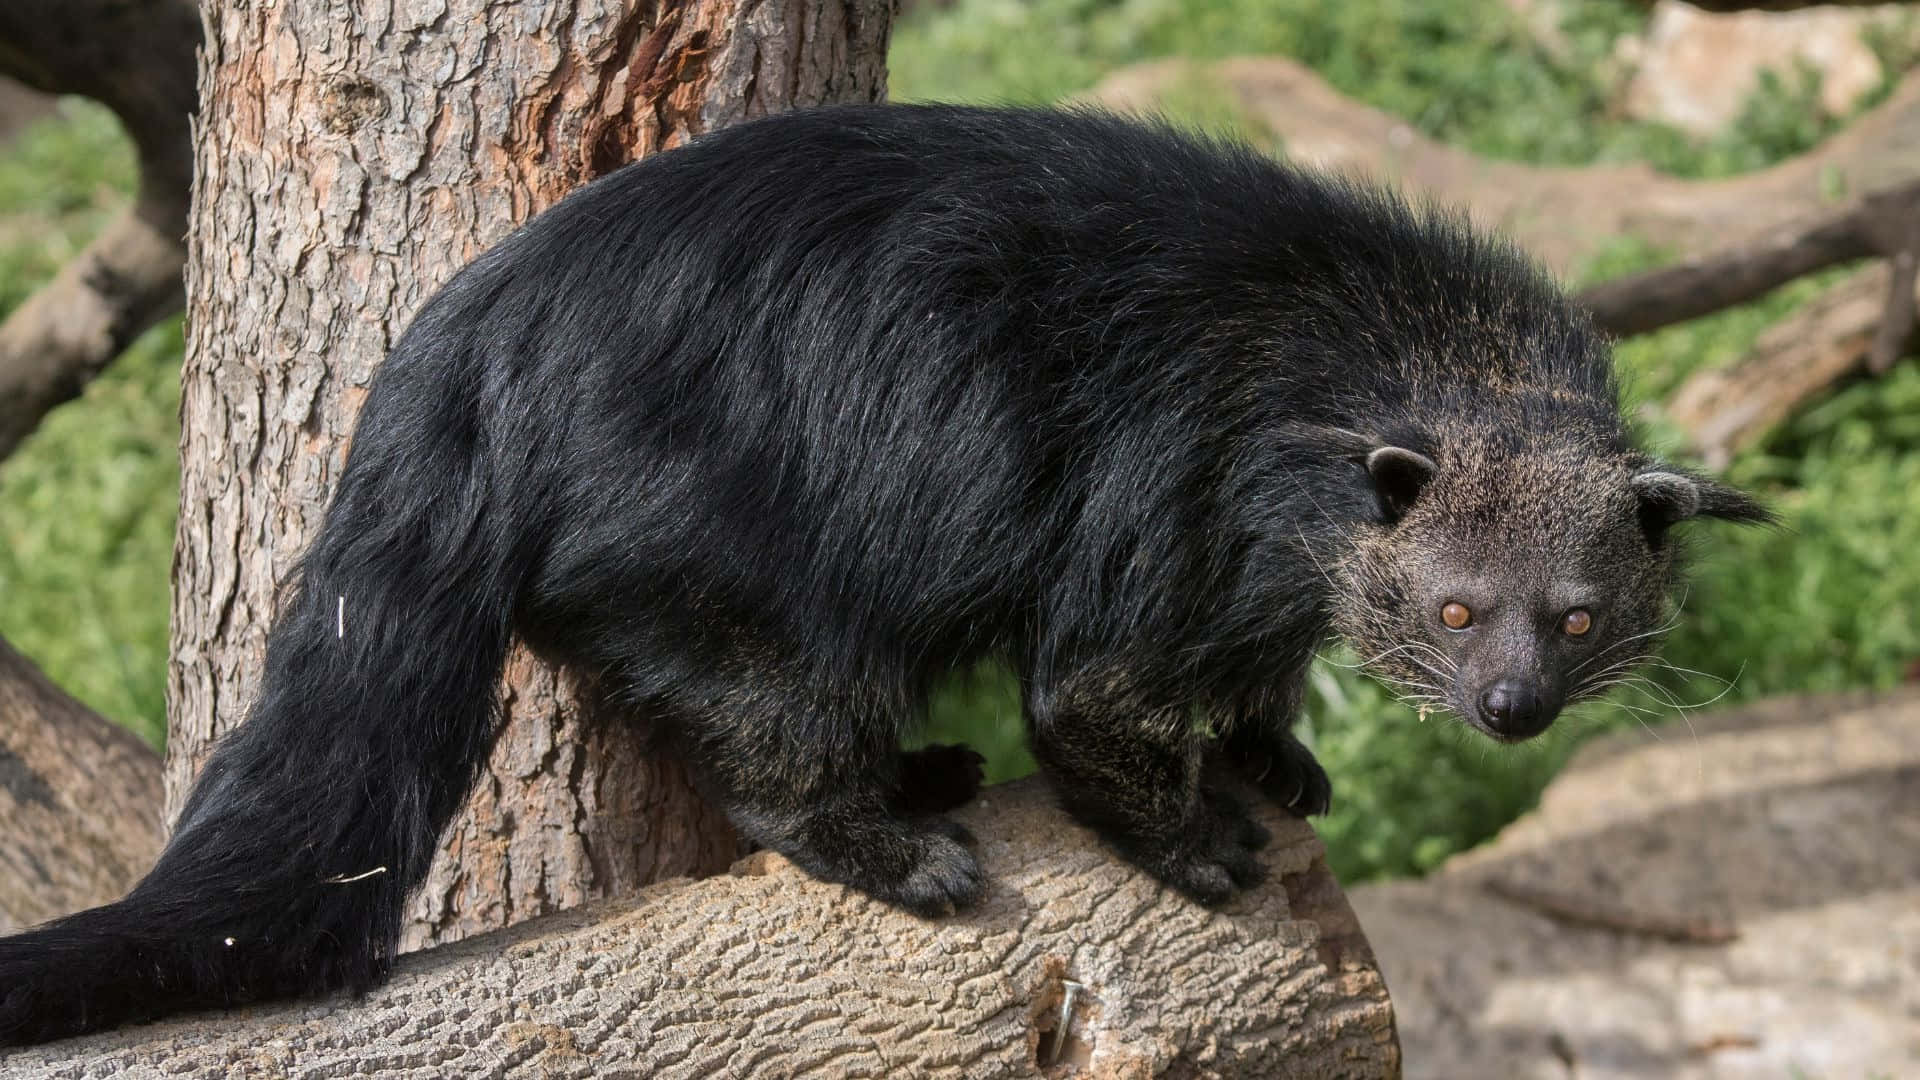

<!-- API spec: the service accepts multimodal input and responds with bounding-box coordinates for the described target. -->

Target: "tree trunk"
[171,0,894,951]
[0,635,162,934]
[5,779,1403,1078]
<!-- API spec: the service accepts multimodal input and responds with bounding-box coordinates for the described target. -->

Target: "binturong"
[0,105,1770,1046]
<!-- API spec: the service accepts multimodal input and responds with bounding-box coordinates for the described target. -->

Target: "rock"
[1624,1,1910,137]
[1349,690,1920,1080]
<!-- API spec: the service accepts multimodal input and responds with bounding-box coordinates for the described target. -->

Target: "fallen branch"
[0,210,189,459]
[0,634,161,934]
[4,778,1400,1078]
[1871,246,1918,373]
[1482,876,1740,945]
[1090,59,1920,276]
[0,0,200,460]
[1574,176,1920,339]
[1665,262,1914,467]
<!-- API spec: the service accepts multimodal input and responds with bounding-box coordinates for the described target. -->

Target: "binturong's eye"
[1562,608,1593,637]
[1441,601,1472,630]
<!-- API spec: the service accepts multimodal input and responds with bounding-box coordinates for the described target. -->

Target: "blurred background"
[2,0,1917,893]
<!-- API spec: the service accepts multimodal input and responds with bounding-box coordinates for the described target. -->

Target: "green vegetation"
[0,100,177,748]
[891,0,1910,178]
[3,1,1916,881]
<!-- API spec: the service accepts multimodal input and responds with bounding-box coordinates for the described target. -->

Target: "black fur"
[0,104,1765,1045]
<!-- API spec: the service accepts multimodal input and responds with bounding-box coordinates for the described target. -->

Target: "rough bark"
[172,0,893,952]
[4,778,1401,1079]
[0,0,199,460]
[0,635,162,935]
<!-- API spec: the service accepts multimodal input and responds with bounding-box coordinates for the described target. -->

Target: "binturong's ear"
[1632,467,1775,542]
[1366,446,1437,524]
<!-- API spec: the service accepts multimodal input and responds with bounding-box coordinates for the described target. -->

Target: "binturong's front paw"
[1111,784,1272,906]
[1232,732,1333,818]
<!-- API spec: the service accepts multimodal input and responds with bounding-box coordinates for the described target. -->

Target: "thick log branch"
[0,635,161,934]
[2,779,1399,1078]
[1574,177,1920,339]
[0,0,199,459]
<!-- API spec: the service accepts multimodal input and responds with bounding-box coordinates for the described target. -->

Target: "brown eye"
[1440,602,1472,630]
[1563,608,1593,637]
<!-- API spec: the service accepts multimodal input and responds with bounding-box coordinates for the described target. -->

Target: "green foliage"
[922,662,1035,784]
[1668,374,1920,702]
[0,100,178,748]
[0,100,137,306]
[890,0,1883,178]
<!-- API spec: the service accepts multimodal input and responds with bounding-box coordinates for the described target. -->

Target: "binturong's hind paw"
[777,813,986,919]
[860,824,985,917]
[1114,784,1271,906]
[879,826,983,910]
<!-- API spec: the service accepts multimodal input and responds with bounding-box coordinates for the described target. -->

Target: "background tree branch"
[1574,176,1920,341]
[0,0,200,460]
[0,634,161,934]
[4,779,1399,1078]
[1665,261,1918,466]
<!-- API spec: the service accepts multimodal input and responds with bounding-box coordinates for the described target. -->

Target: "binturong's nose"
[1477,678,1553,740]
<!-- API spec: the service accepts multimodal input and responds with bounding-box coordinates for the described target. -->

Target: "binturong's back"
[0,105,1769,1047]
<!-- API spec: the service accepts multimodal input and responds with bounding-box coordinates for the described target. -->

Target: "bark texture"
[172,0,894,951]
[4,778,1401,1079]
[0,0,199,460]
[0,636,162,935]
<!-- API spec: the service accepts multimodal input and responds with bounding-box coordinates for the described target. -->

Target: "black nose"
[1478,679,1547,738]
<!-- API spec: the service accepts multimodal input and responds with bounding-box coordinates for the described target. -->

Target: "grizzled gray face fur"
[1333,433,1759,742]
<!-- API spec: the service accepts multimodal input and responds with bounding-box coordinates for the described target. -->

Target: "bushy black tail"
[0,335,532,1046]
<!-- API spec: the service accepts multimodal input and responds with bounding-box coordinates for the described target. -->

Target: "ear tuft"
[1366,446,1437,523]
[1631,471,1700,530]
[1633,467,1774,542]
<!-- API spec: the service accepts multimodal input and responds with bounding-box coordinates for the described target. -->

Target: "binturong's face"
[1332,438,1771,742]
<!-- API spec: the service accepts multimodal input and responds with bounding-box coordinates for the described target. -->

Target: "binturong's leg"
[1214,676,1332,818]
[1023,666,1271,905]
[669,680,984,917]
